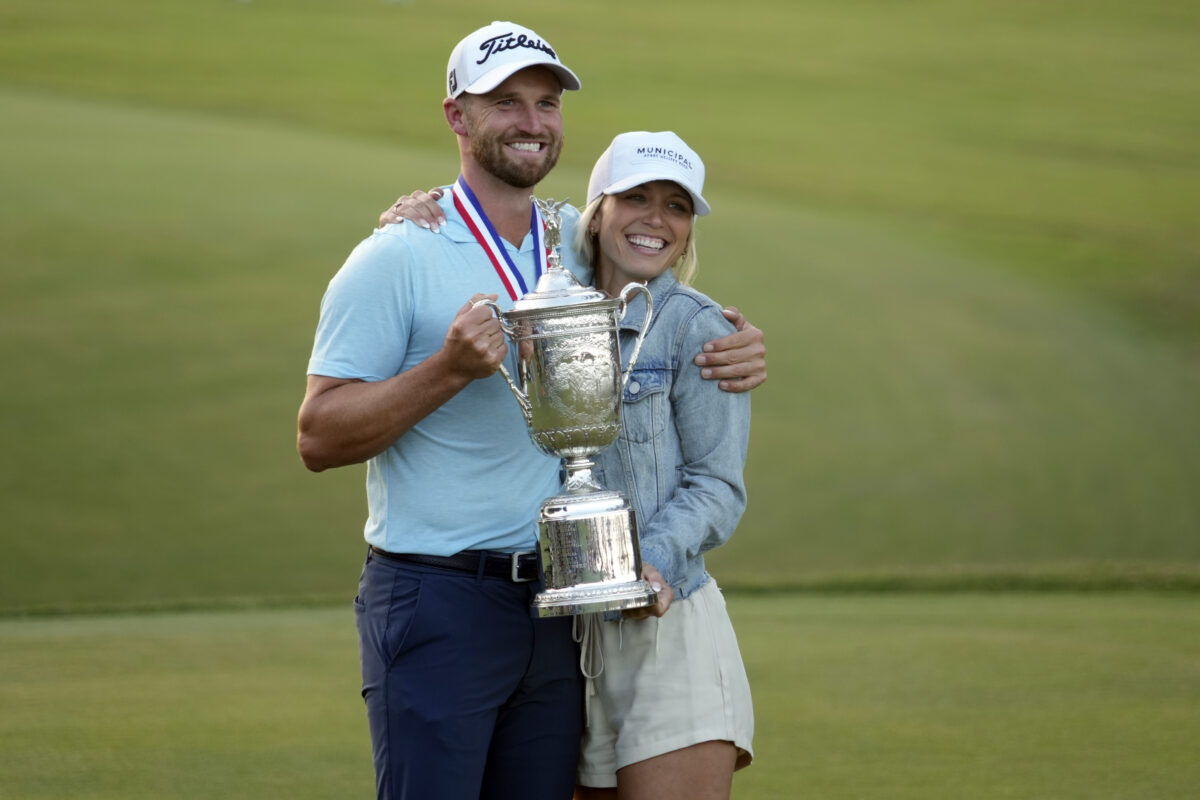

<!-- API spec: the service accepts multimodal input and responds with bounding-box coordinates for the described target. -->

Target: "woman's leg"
[615,740,737,800]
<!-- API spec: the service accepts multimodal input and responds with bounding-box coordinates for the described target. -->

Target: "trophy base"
[532,579,659,618]
[533,490,657,617]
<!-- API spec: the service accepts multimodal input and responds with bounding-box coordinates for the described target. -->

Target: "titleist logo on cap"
[476,32,558,65]
[635,146,694,171]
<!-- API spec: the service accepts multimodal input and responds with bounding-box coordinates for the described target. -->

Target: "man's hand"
[297,293,509,472]
[445,294,508,380]
[623,563,674,620]
[696,306,767,393]
[379,189,447,231]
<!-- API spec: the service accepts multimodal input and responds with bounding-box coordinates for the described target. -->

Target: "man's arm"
[297,294,506,471]
[378,194,768,393]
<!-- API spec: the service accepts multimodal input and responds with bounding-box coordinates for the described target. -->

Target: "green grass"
[3,4,1197,796]
[3,0,1196,336]
[732,592,1200,799]
[0,606,367,799]
[3,86,1199,615]
[3,0,1200,613]
[2,594,1198,799]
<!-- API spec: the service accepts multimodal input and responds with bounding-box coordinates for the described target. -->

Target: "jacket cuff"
[638,541,679,588]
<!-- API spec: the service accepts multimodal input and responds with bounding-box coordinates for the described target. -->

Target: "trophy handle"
[471,298,533,423]
[616,283,653,394]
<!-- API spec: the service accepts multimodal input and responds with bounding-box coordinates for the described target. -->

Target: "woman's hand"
[378,188,447,231]
[623,563,673,620]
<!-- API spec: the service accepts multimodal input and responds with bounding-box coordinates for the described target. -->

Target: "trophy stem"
[563,456,605,495]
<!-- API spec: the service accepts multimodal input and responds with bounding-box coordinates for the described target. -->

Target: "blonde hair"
[573,195,699,288]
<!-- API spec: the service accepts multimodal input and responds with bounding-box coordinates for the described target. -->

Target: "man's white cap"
[586,131,711,216]
[446,21,581,99]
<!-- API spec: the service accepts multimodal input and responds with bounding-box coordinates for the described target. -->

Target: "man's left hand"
[696,307,767,393]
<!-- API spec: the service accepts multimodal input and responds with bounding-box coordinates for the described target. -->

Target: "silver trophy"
[475,197,658,617]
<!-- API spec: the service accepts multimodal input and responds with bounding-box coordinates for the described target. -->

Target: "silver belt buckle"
[511,551,535,583]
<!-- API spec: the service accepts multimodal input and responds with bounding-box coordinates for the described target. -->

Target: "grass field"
[4,82,1200,613]
[2,593,1198,799]
[3,0,1200,612]
[1,3,1199,796]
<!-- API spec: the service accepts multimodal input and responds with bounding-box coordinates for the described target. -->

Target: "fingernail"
[703,343,715,352]
[431,223,441,233]
[438,216,447,227]
[417,220,430,229]
[695,354,707,365]
[650,582,662,592]
[701,368,713,379]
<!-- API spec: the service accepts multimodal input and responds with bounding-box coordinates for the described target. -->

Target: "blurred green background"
[3,2,1200,798]
[3,0,1198,613]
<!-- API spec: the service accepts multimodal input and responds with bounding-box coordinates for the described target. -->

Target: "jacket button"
[629,381,641,395]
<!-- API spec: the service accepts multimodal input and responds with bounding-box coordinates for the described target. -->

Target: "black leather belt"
[369,546,539,583]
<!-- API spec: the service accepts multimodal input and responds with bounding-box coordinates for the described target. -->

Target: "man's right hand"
[445,294,509,379]
[298,294,510,472]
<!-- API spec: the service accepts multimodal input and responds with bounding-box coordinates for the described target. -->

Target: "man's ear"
[444,97,470,136]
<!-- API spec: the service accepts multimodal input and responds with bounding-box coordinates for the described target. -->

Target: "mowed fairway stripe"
[1,595,1198,799]
[731,592,1200,800]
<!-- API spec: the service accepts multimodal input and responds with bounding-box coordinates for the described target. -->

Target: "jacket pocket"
[619,368,670,443]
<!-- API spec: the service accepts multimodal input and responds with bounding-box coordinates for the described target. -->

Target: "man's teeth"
[510,142,542,152]
[628,235,665,250]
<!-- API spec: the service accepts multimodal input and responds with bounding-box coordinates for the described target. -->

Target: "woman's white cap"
[446,21,581,99]
[586,131,710,216]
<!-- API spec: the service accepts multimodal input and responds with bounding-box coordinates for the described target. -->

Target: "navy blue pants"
[355,549,583,800]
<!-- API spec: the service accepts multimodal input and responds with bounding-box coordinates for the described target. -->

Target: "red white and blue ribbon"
[452,175,549,302]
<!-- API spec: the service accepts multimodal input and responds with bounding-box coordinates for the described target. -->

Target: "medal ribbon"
[452,176,548,302]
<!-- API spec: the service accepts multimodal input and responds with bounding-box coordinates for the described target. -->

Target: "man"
[297,21,765,800]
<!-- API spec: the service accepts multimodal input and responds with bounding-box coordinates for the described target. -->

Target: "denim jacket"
[593,269,751,600]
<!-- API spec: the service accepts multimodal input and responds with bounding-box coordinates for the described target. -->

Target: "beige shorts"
[576,578,755,788]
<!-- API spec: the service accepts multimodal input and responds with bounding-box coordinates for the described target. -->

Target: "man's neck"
[459,164,536,248]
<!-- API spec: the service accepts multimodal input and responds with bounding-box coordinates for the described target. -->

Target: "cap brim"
[459,60,582,97]
[602,173,711,216]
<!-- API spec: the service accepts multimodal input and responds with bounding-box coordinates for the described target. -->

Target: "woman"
[384,131,754,800]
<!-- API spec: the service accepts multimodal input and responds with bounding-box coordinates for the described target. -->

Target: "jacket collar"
[617,269,678,333]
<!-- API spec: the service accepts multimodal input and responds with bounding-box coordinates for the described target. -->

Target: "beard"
[466,120,562,189]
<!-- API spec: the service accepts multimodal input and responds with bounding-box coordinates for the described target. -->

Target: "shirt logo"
[476,32,558,65]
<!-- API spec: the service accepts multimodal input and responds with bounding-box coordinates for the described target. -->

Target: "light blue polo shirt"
[307,190,589,555]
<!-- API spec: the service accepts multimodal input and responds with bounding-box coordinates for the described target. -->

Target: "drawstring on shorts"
[573,614,605,725]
